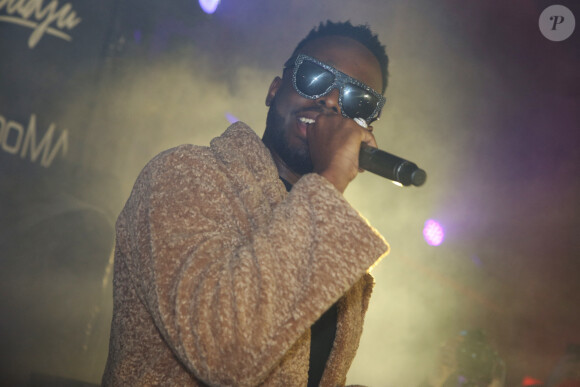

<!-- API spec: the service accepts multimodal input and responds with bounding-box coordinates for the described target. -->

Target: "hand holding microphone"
[307,114,426,192]
[307,114,378,193]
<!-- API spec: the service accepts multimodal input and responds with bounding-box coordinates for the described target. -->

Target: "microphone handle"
[359,144,427,187]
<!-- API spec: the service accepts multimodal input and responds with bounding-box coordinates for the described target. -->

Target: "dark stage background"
[1,0,578,385]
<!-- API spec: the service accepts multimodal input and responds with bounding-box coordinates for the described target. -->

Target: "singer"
[103,21,392,386]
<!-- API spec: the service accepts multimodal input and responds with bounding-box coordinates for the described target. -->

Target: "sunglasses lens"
[295,61,334,97]
[342,84,379,121]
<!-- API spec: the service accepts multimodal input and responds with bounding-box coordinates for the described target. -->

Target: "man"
[102,21,390,386]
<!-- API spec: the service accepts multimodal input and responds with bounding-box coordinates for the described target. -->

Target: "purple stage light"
[199,0,220,14]
[423,219,445,246]
[225,113,239,124]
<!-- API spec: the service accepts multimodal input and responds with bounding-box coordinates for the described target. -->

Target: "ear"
[265,76,282,107]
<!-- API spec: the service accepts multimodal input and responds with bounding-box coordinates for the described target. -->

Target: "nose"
[317,88,341,115]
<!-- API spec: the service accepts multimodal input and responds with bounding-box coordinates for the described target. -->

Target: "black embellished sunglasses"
[285,54,386,124]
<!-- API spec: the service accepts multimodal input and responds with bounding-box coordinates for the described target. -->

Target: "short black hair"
[289,20,389,93]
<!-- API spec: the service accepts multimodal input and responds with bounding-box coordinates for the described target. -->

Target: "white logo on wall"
[0,0,82,48]
[539,5,576,41]
[0,113,68,168]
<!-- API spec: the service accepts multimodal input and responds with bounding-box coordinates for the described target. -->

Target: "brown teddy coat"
[102,122,389,386]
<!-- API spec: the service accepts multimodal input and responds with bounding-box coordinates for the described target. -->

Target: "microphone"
[359,144,427,187]
[353,117,426,187]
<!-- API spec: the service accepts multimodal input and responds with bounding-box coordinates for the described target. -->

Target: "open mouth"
[296,116,315,138]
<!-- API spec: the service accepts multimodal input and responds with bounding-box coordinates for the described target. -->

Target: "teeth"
[298,117,315,124]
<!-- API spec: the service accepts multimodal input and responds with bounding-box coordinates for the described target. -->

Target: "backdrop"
[0,0,578,385]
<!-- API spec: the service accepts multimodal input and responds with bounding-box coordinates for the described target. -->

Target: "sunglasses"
[285,54,386,124]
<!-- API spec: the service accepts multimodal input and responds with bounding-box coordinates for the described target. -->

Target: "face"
[263,35,383,175]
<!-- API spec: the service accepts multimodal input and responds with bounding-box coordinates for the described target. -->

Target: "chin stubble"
[263,99,314,175]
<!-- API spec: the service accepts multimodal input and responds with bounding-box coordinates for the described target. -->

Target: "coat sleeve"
[116,145,389,386]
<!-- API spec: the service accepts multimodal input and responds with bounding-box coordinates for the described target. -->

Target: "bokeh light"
[225,112,239,124]
[423,219,445,246]
[199,0,220,14]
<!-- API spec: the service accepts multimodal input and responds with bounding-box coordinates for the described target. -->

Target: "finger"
[361,129,378,149]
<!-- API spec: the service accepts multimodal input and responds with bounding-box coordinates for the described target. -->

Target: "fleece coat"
[102,122,389,386]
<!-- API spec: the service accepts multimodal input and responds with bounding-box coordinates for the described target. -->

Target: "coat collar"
[209,121,287,209]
